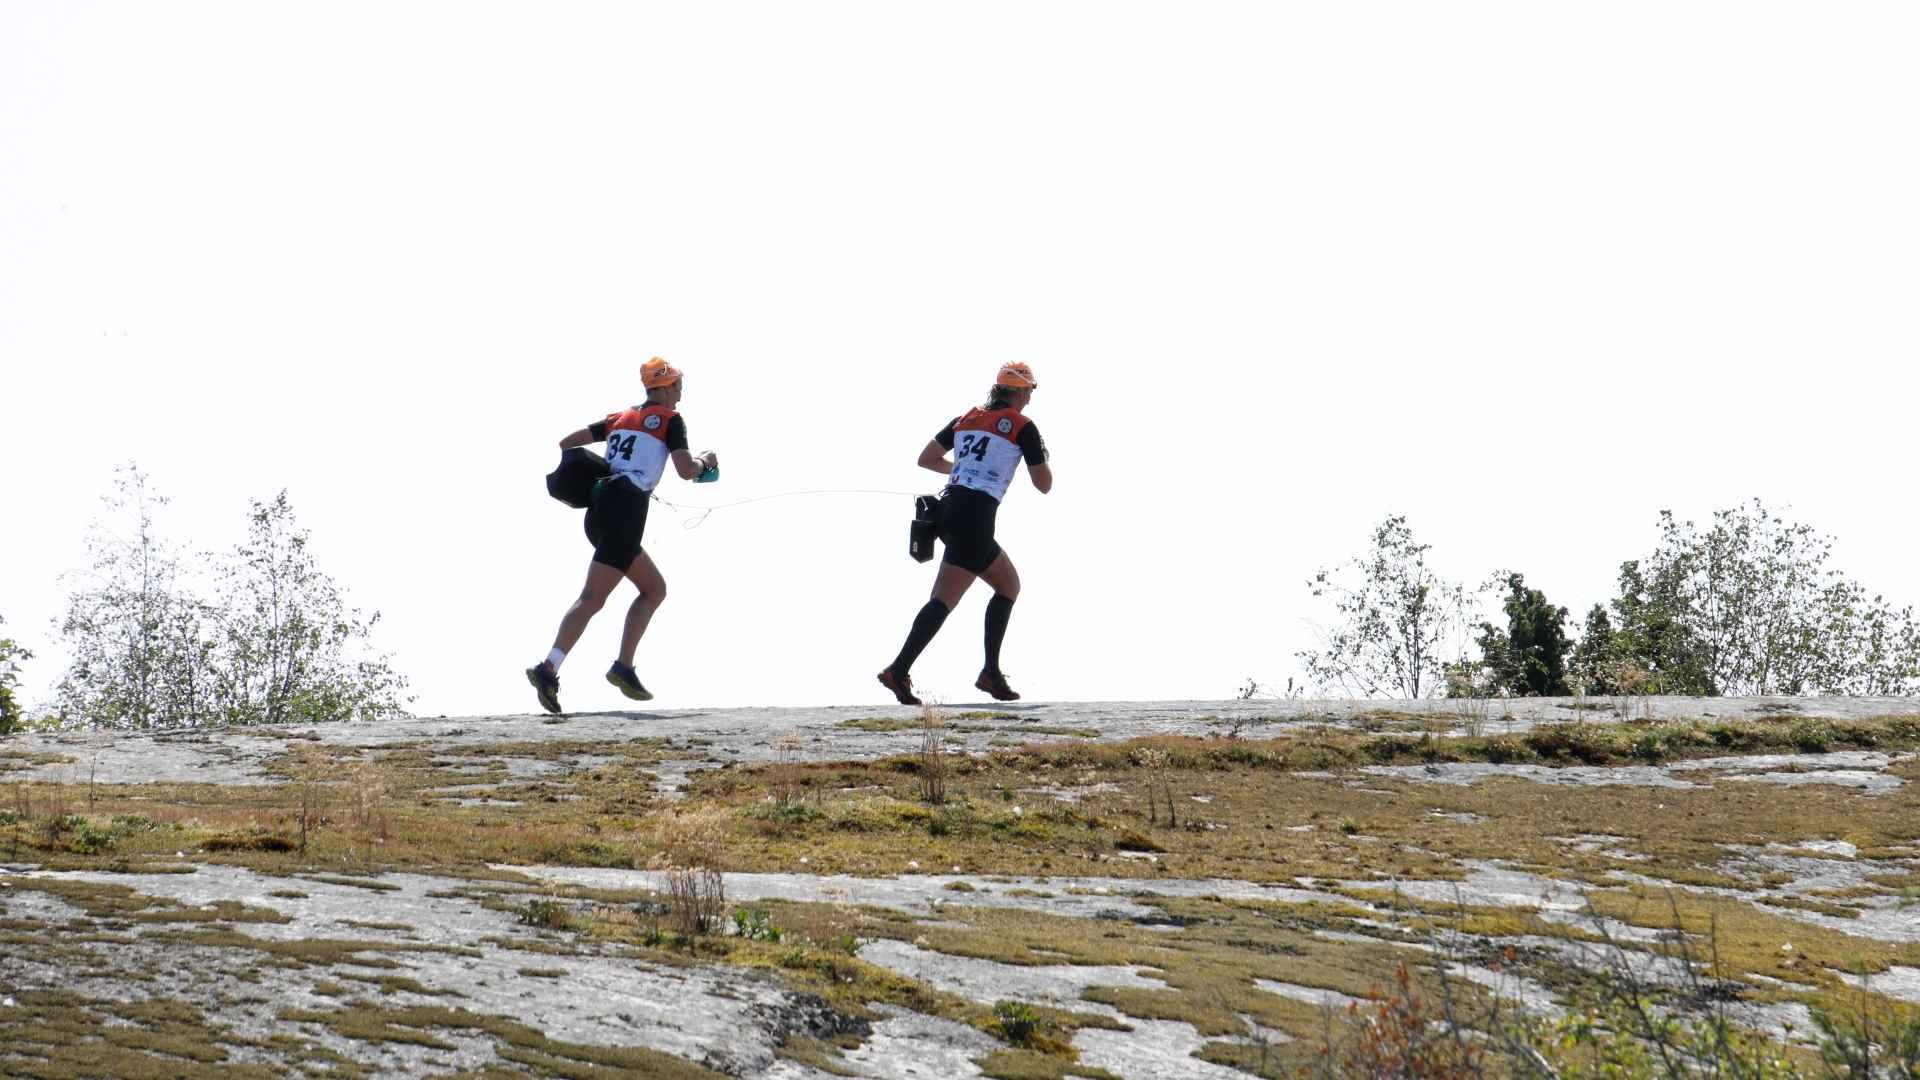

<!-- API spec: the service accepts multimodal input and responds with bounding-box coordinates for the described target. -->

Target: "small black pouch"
[909,494,940,562]
[546,447,612,509]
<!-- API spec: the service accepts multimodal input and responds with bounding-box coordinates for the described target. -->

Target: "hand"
[702,451,719,471]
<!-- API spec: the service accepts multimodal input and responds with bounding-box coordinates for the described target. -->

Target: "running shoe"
[606,661,653,702]
[876,668,922,706]
[975,670,1020,702]
[526,662,562,714]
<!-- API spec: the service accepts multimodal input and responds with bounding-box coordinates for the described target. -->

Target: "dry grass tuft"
[647,804,730,870]
[918,704,949,805]
[284,743,333,851]
[771,731,808,808]
[345,761,391,840]
[643,804,732,938]
[1133,747,1175,827]
[664,866,727,937]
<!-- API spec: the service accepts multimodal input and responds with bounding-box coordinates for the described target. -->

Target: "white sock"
[546,648,567,670]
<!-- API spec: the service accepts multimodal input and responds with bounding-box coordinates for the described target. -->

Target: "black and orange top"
[936,407,1048,502]
[587,405,690,492]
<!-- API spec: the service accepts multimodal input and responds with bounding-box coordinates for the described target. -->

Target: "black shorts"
[584,476,650,570]
[938,485,1002,575]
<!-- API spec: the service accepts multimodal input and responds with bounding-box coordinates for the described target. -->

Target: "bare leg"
[977,552,1020,602]
[617,548,667,667]
[930,561,978,608]
[551,561,627,655]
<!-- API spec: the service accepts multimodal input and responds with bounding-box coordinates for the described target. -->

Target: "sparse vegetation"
[8,701,1920,1075]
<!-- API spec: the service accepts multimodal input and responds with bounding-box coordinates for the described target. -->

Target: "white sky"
[4,2,1917,717]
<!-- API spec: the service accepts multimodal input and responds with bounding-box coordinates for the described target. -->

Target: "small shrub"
[109,814,159,834]
[747,801,823,830]
[1483,736,1528,764]
[41,812,76,848]
[1632,732,1665,761]
[732,907,782,942]
[518,896,572,930]
[67,818,114,855]
[1115,830,1166,853]
[1706,721,1756,749]
[991,1000,1042,1045]
[1791,717,1836,754]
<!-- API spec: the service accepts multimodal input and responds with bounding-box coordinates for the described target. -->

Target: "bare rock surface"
[10,695,1916,790]
[0,863,860,1076]
[8,696,1920,1076]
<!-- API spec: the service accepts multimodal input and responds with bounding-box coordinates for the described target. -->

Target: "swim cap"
[995,362,1037,389]
[640,357,683,389]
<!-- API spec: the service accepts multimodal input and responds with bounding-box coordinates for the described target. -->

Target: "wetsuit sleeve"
[587,419,611,442]
[934,419,958,450]
[666,415,689,452]
[1018,422,1049,465]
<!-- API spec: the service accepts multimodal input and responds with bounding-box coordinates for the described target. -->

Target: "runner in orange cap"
[878,362,1052,704]
[526,358,719,712]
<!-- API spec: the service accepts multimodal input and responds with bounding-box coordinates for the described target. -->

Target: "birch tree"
[1299,516,1481,699]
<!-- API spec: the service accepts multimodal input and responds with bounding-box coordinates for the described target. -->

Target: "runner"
[526,358,718,713]
[878,362,1052,705]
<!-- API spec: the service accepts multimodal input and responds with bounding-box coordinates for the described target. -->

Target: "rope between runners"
[650,488,922,529]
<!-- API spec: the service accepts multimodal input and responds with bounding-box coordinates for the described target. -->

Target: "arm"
[664,414,712,480]
[1018,423,1051,493]
[672,448,718,481]
[917,439,952,476]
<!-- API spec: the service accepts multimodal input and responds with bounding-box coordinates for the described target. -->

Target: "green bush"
[991,1000,1041,1045]
[1631,732,1665,761]
[67,818,114,855]
[1791,718,1836,753]
[517,897,572,929]
[732,907,783,942]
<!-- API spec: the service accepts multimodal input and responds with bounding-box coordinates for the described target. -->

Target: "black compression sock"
[984,594,1015,675]
[890,599,952,676]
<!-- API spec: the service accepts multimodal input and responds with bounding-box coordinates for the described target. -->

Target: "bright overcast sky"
[4,2,1917,718]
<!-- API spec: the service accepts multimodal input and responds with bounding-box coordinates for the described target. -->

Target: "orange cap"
[996,361,1038,389]
[640,357,683,389]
